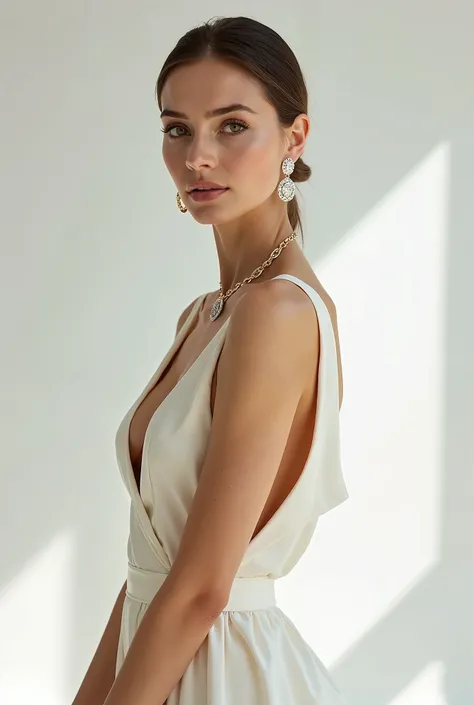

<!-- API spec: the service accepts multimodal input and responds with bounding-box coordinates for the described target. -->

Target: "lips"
[188,187,229,202]
[187,182,228,193]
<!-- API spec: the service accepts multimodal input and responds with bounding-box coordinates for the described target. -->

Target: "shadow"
[320,6,474,701]
[0,3,472,704]
[331,139,474,703]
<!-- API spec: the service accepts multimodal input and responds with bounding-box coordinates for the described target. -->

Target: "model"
[73,15,349,705]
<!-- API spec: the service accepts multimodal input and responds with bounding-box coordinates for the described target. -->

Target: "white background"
[1,2,473,704]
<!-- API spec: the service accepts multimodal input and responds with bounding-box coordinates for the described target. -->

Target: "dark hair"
[155,16,311,244]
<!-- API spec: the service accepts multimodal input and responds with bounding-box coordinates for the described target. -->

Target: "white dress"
[114,273,349,704]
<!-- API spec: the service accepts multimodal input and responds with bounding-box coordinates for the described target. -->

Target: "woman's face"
[160,58,289,224]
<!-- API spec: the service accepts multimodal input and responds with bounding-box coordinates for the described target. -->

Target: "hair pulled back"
[156,16,311,242]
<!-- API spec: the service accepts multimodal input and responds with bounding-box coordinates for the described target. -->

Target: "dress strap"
[268,273,348,516]
[270,273,331,319]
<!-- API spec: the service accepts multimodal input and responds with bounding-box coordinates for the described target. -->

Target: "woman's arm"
[71,580,127,705]
[103,280,318,705]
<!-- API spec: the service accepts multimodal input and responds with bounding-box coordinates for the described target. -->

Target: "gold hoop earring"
[277,157,296,202]
[176,192,188,213]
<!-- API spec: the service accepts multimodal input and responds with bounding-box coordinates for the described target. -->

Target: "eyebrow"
[160,103,258,119]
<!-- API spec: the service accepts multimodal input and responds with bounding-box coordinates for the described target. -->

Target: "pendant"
[210,296,224,321]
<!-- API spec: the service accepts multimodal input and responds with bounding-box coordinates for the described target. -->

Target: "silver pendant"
[210,296,224,321]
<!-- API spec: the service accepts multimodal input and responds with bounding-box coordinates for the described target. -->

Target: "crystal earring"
[176,191,188,213]
[277,157,296,202]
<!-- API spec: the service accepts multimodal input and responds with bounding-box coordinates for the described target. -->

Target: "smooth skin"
[160,56,310,293]
[76,56,343,705]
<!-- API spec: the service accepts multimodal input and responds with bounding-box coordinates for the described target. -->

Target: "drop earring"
[176,191,188,213]
[277,157,296,202]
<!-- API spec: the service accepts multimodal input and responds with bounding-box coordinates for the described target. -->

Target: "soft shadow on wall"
[295,4,473,705]
[0,2,472,705]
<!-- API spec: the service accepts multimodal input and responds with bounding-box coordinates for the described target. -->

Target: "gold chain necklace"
[210,231,298,321]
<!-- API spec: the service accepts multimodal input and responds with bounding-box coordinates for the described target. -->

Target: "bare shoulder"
[228,275,343,407]
[215,277,321,404]
[227,277,320,354]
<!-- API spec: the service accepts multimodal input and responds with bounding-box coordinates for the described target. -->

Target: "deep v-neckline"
[125,273,328,491]
[126,294,232,492]
[117,272,344,568]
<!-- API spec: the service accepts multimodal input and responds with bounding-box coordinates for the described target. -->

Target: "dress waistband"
[126,563,276,612]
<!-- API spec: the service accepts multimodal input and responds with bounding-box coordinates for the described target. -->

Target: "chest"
[128,324,225,488]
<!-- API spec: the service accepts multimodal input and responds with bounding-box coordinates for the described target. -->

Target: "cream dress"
[114,273,349,704]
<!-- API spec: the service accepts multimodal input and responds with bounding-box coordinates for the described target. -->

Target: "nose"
[185,132,218,172]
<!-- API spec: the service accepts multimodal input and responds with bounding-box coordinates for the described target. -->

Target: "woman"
[73,15,349,705]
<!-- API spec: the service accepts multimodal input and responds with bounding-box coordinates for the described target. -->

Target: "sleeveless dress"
[114,273,349,704]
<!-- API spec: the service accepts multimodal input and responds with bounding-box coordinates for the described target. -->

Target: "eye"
[221,119,249,134]
[161,124,188,138]
[161,119,249,139]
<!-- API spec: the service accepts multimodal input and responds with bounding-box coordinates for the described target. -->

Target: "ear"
[284,113,310,162]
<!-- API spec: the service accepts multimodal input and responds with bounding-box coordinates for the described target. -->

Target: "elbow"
[190,587,229,620]
[164,564,230,619]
